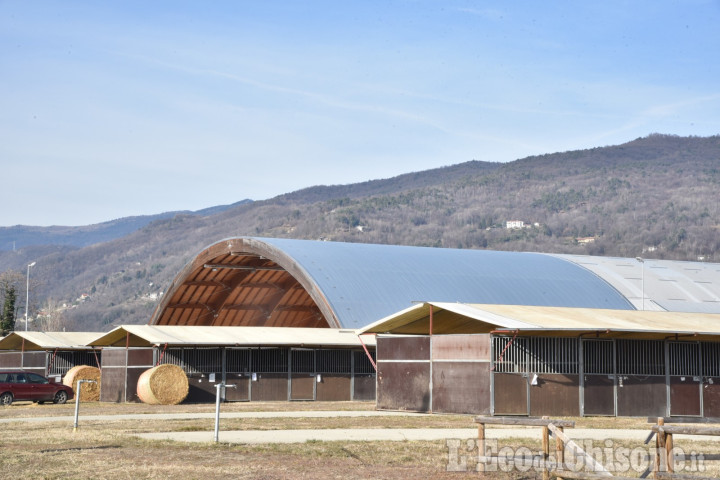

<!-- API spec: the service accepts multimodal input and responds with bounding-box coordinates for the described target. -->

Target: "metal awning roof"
[89,325,375,348]
[360,302,720,339]
[0,331,101,351]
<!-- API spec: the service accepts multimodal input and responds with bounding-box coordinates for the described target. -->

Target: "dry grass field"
[1,401,719,479]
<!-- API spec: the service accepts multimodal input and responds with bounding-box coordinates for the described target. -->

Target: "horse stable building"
[7,236,720,410]
[88,325,376,403]
[113,236,643,404]
[362,302,720,419]
[0,331,101,379]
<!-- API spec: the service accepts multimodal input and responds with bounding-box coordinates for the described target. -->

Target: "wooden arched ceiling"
[149,238,335,328]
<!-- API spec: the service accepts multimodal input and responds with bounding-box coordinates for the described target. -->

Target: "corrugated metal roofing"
[554,254,720,313]
[360,302,720,339]
[0,331,100,351]
[150,237,634,329]
[261,238,636,326]
[89,325,375,348]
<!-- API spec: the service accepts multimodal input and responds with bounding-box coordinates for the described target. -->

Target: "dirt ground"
[1,401,718,479]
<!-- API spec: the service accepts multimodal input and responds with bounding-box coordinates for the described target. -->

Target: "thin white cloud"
[642,93,720,118]
[455,7,505,21]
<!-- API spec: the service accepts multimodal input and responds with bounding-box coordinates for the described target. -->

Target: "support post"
[214,383,236,443]
[124,331,130,403]
[73,379,97,431]
[429,304,433,414]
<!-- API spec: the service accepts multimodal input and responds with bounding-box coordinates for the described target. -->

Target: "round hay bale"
[136,364,189,405]
[62,365,101,402]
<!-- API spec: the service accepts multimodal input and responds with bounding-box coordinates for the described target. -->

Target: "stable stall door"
[669,342,702,417]
[582,339,615,416]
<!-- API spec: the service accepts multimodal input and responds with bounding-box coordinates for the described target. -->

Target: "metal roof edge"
[91,325,375,347]
[427,302,540,330]
[357,303,428,334]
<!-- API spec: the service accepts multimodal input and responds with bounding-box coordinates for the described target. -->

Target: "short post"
[214,383,236,443]
[477,422,485,473]
[73,379,97,431]
[555,425,565,479]
[665,431,674,473]
[542,416,550,480]
[655,417,666,476]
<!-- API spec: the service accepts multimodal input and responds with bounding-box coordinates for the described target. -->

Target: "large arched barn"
[149,237,636,330]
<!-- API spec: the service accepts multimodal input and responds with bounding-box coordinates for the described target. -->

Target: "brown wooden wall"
[583,375,615,416]
[432,335,490,361]
[376,334,491,414]
[0,351,45,371]
[432,361,491,414]
[100,347,154,403]
[187,373,221,403]
[291,374,315,400]
[316,374,351,401]
[377,361,431,411]
[225,374,251,401]
[375,333,720,419]
[670,376,702,416]
[616,375,666,417]
[530,374,580,417]
[378,336,430,361]
[0,352,22,368]
[494,373,528,415]
[353,374,376,401]
[251,373,288,401]
[704,377,720,418]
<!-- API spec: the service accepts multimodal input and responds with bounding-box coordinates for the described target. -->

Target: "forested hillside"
[1,134,719,331]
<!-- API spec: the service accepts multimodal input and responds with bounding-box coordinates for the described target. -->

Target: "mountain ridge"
[0,200,252,251]
[2,133,719,331]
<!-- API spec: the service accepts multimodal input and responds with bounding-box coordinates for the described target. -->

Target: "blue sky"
[2,1,719,226]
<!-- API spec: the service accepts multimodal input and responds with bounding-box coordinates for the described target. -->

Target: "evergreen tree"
[1,284,16,335]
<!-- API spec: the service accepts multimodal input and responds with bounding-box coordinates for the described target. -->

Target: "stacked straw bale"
[63,365,101,402]
[136,364,189,405]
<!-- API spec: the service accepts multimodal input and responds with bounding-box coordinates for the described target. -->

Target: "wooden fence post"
[556,425,565,480]
[665,431,674,474]
[477,422,485,474]
[541,415,550,480]
[542,424,550,480]
[547,423,612,477]
[655,417,666,477]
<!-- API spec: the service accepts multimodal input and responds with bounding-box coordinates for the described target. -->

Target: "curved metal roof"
[149,237,633,329]
[554,254,720,314]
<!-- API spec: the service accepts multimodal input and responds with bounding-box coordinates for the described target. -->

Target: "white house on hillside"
[506,220,524,229]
